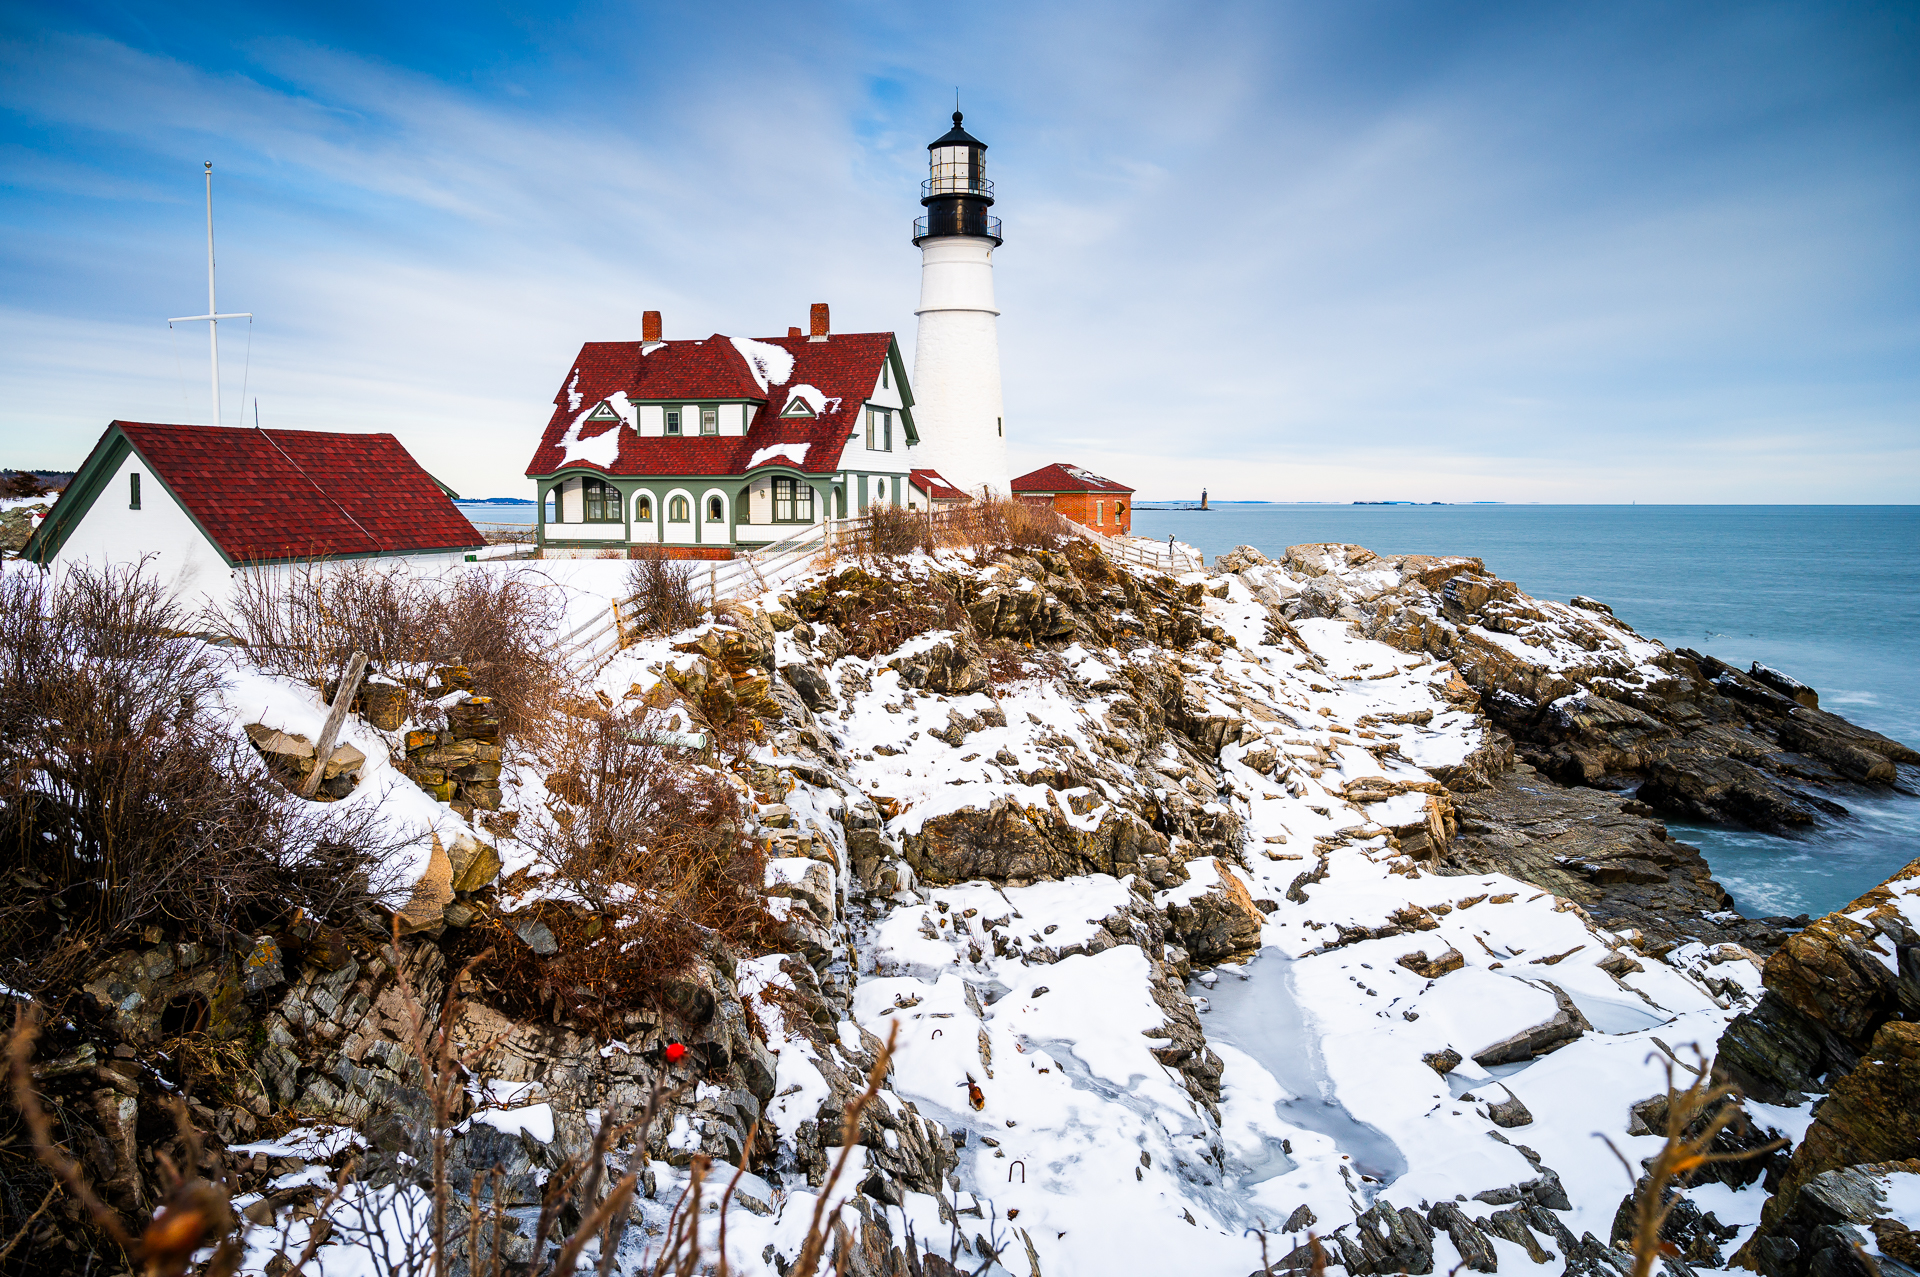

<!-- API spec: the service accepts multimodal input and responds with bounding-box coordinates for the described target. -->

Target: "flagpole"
[168,161,251,426]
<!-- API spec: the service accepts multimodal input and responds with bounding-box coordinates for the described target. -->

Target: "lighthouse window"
[700,408,718,436]
[583,479,621,522]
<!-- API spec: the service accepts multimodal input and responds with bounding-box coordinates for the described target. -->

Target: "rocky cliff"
[7,535,1917,1277]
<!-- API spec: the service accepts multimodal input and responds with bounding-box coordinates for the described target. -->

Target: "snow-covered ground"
[213,545,1811,1276]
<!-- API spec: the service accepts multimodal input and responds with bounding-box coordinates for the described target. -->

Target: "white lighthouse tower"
[910,112,1010,497]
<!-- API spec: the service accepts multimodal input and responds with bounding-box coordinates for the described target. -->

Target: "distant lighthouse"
[910,112,1010,497]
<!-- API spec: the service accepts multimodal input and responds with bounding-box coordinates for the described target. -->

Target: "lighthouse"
[910,112,1010,497]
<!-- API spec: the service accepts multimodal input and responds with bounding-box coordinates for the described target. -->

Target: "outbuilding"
[23,421,484,610]
[1010,463,1134,536]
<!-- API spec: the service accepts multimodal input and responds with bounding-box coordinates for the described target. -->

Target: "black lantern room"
[913,112,1003,246]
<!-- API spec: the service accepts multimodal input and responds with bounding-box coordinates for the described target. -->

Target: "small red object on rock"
[665,1042,686,1064]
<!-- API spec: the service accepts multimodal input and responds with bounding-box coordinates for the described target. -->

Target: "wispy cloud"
[0,0,1914,501]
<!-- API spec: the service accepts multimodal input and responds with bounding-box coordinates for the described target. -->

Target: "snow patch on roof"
[558,390,631,468]
[785,384,828,416]
[749,443,811,469]
[729,337,795,392]
[565,369,582,412]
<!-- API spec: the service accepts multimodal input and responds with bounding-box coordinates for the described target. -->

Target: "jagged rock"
[1442,764,1781,951]
[781,662,838,710]
[1163,859,1267,964]
[1428,1201,1497,1273]
[1486,1089,1533,1128]
[1482,1205,1555,1262]
[1611,1180,1741,1268]
[1423,1048,1463,1075]
[1347,1198,1435,1275]
[1717,858,1920,1104]
[1471,982,1591,1066]
[1398,947,1465,979]
[1741,1021,1920,1263]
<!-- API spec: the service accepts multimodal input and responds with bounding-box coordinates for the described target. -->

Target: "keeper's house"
[1011,463,1134,537]
[527,305,945,559]
[23,421,483,609]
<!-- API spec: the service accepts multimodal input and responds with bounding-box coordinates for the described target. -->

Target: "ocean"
[1132,503,1920,920]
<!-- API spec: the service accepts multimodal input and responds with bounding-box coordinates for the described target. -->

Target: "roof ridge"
[256,427,383,553]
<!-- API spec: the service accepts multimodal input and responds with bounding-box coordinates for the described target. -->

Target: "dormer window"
[587,402,619,422]
[781,397,815,418]
[665,410,682,436]
[700,407,718,435]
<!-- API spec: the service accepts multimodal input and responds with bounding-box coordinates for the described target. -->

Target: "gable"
[30,422,483,566]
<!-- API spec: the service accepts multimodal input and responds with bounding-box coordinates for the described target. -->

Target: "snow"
[556,390,633,468]
[730,336,795,391]
[784,383,828,416]
[749,443,811,469]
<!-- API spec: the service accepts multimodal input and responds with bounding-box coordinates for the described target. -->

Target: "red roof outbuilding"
[1011,463,1135,495]
[25,422,483,566]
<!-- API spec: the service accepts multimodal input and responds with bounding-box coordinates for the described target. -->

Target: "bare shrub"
[786,564,966,660]
[935,494,1073,557]
[450,711,769,1035]
[211,561,562,733]
[622,550,705,637]
[0,473,48,500]
[1604,1049,1786,1277]
[856,503,935,559]
[0,563,398,993]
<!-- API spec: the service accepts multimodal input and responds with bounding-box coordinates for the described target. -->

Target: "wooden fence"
[558,508,1206,677]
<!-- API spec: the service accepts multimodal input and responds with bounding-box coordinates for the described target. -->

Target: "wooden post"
[301,651,368,799]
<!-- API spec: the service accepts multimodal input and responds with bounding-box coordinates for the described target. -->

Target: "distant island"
[455,496,535,505]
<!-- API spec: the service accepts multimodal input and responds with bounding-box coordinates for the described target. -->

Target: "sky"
[1,1,1915,503]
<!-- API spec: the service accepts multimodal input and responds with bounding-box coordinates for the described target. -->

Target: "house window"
[867,409,892,451]
[129,473,141,510]
[665,410,682,436]
[881,361,890,390]
[701,407,718,436]
[669,495,690,522]
[773,477,814,523]
[583,479,621,522]
[706,495,724,522]
[1095,501,1104,525]
[635,493,653,521]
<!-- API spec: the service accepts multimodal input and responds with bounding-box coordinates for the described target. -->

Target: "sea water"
[1134,504,1920,919]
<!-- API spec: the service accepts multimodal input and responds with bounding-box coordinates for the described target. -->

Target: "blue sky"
[1,0,1914,501]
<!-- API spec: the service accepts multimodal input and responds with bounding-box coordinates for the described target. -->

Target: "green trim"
[885,335,920,445]
[425,471,461,500]
[23,427,244,568]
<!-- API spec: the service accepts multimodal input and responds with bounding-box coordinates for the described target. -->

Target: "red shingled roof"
[525,333,898,478]
[114,422,482,562]
[909,469,968,502]
[1011,463,1134,495]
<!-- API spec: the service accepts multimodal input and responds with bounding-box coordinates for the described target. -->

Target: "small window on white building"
[700,408,718,436]
[129,473,141,510]
[997,417,1003,437]
[669,495,690,522]
[635,493,653,521]
[587,402,619,422]
[665,410,682,436]
[706,495,724,522]
[881,361,890,389]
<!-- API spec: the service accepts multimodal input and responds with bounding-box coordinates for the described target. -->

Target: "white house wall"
[49,449,235,614]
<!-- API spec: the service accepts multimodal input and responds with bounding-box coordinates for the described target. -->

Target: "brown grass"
[450,711,771,1036]
[623,551,707,637]
[211,560,563,734]
[787,564,968,661]
[0,563,400,993]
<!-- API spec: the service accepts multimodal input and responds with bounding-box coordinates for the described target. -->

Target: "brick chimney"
[642,310,662,343]
[808,303,829,342]
[788,326,802,337]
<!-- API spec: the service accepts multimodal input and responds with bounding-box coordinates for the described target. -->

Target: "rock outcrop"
[1218,543,1919,834]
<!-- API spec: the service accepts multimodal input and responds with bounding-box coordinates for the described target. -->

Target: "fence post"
[301,651,367,799]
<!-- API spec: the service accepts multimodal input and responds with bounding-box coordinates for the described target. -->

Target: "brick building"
[1010,463,1134,536]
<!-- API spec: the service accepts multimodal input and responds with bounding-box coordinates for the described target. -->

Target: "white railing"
[1066,523,1204,574]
